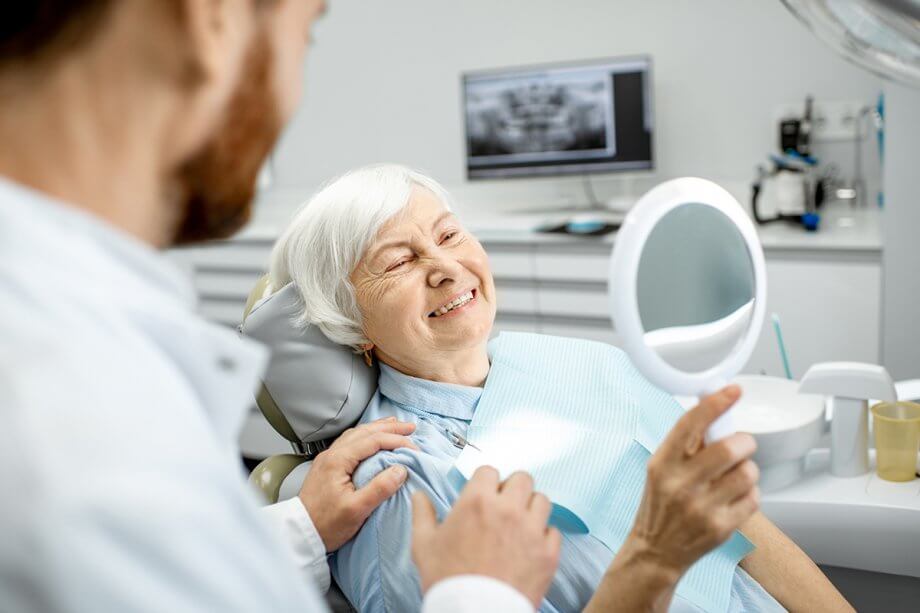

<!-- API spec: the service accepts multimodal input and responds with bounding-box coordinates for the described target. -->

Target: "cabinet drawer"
[485,245,535,280]
[539,319,620,346]
[534,246,611,283]
[538,283,610,318]
[495,283,538,315]
[494,315,540,335]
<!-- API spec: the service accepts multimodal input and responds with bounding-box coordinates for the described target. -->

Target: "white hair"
[268,164,453,349]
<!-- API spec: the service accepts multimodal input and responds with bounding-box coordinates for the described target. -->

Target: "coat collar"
[0,177,266,445]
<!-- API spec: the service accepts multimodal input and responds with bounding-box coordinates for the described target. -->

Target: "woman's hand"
[585,385,759,612]
[411,467,562,608]
[631,385,760,576]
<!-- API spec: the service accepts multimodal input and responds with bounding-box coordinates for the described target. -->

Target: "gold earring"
[363,348,374,367]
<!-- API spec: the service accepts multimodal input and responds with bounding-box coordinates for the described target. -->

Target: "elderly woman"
[268,165,850,613]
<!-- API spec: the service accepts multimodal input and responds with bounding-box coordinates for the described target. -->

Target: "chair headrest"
[240,280,378,446]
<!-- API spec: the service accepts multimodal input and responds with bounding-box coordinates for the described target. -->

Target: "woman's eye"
[440,231,459,244]
[387,259,408,272]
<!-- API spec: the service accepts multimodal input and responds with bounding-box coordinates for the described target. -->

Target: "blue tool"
[772,313,793,380]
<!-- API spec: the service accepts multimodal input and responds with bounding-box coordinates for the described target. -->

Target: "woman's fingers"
[659,386,742,463]
[703,459,760,506]
[721,487,761,533]
[685,432,757,484]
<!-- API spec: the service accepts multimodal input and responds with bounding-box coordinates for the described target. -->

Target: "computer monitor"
[463,56,653,180]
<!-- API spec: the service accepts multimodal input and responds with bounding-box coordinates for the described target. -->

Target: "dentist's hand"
[630,385,760,576]
[299,417,418,552]
[411,467,562,608]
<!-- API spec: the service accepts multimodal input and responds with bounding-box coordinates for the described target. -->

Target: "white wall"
[263,0,883,217]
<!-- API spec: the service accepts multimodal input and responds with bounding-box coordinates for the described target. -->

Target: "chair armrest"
[249,453,310,504]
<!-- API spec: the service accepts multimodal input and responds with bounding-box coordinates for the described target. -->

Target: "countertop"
[232,200,882,254]
[467,203,883,253]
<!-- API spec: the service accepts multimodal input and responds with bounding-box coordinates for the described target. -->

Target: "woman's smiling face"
[350,187,497,368]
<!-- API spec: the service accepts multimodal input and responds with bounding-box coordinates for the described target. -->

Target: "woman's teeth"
[431,290,474,317]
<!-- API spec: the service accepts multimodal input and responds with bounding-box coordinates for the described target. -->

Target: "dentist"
[0,2,768,612]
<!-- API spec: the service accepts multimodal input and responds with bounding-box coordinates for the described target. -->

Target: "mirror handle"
[701,377,737,443]
[704,410,737,444]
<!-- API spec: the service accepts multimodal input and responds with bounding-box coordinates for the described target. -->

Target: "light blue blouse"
[331,362,785,613]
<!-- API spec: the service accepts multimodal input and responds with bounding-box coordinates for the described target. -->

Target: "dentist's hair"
[268,164,453,350]
[0,1,114,69]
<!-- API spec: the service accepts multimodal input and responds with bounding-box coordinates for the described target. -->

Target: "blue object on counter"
[772,151,818,168]
[802,212,820,231]
[877,92,885,208]
[772,313,793,380]
[566,219,607,234]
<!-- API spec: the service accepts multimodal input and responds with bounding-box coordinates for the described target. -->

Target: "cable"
[582,174,601,207]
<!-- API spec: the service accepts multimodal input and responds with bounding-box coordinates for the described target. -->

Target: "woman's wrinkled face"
[350,188,497,367]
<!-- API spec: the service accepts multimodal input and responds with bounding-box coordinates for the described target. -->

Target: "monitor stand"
[511,175,635,217]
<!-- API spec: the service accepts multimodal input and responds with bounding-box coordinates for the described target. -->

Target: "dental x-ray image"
[465,68,616,165]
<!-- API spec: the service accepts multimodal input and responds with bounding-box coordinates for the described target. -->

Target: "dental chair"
[239,276,378,612]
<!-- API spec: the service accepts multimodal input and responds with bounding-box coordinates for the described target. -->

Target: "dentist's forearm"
[583,536,681,613]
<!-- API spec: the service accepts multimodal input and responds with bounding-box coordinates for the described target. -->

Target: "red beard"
[170,31,282,245]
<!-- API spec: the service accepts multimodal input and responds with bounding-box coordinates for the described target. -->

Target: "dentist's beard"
[169,31,282,245]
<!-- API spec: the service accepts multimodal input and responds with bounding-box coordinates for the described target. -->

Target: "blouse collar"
[377,362,483,420]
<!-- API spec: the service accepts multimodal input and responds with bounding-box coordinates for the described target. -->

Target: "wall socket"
[773,100,869,142]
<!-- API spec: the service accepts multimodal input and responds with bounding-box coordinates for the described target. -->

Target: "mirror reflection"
[637,203,755,373]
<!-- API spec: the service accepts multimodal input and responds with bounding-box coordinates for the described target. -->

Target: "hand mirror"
[609,178,767,441]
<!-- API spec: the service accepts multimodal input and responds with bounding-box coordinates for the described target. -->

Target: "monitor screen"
[463,56,653,180]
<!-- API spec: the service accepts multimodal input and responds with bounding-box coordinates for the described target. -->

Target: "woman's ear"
[361,343,375,367]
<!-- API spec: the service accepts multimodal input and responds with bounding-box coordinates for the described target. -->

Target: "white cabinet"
[171,234,883,381]
[746,251,881,379]
[171,239,273,327]
[482,239,618,345]
[480,238,883,379]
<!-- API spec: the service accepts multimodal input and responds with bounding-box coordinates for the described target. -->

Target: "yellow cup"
[871,401,920,482]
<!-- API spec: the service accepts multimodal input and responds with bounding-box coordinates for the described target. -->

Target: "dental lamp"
[781,0,920,88]
[781,0,920,477]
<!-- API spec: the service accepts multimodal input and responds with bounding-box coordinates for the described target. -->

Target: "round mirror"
[610,178,767,441]
[638,203,755,373]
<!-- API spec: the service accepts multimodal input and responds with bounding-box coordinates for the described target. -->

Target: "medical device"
[462,56,653,180]
[799,362,897,477]
[608,178,768,442]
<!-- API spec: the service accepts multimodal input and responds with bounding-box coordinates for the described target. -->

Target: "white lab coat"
[0,178,531,613]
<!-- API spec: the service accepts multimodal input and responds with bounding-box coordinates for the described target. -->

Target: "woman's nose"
[426,253,464,288]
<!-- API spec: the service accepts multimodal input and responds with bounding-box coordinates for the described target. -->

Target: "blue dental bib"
[451,332,753,613]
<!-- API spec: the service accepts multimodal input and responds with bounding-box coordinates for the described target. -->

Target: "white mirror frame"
[609,177,767,440]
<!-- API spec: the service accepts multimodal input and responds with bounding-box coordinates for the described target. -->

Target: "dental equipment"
[799,362,897,477]
[772,313,793,380]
